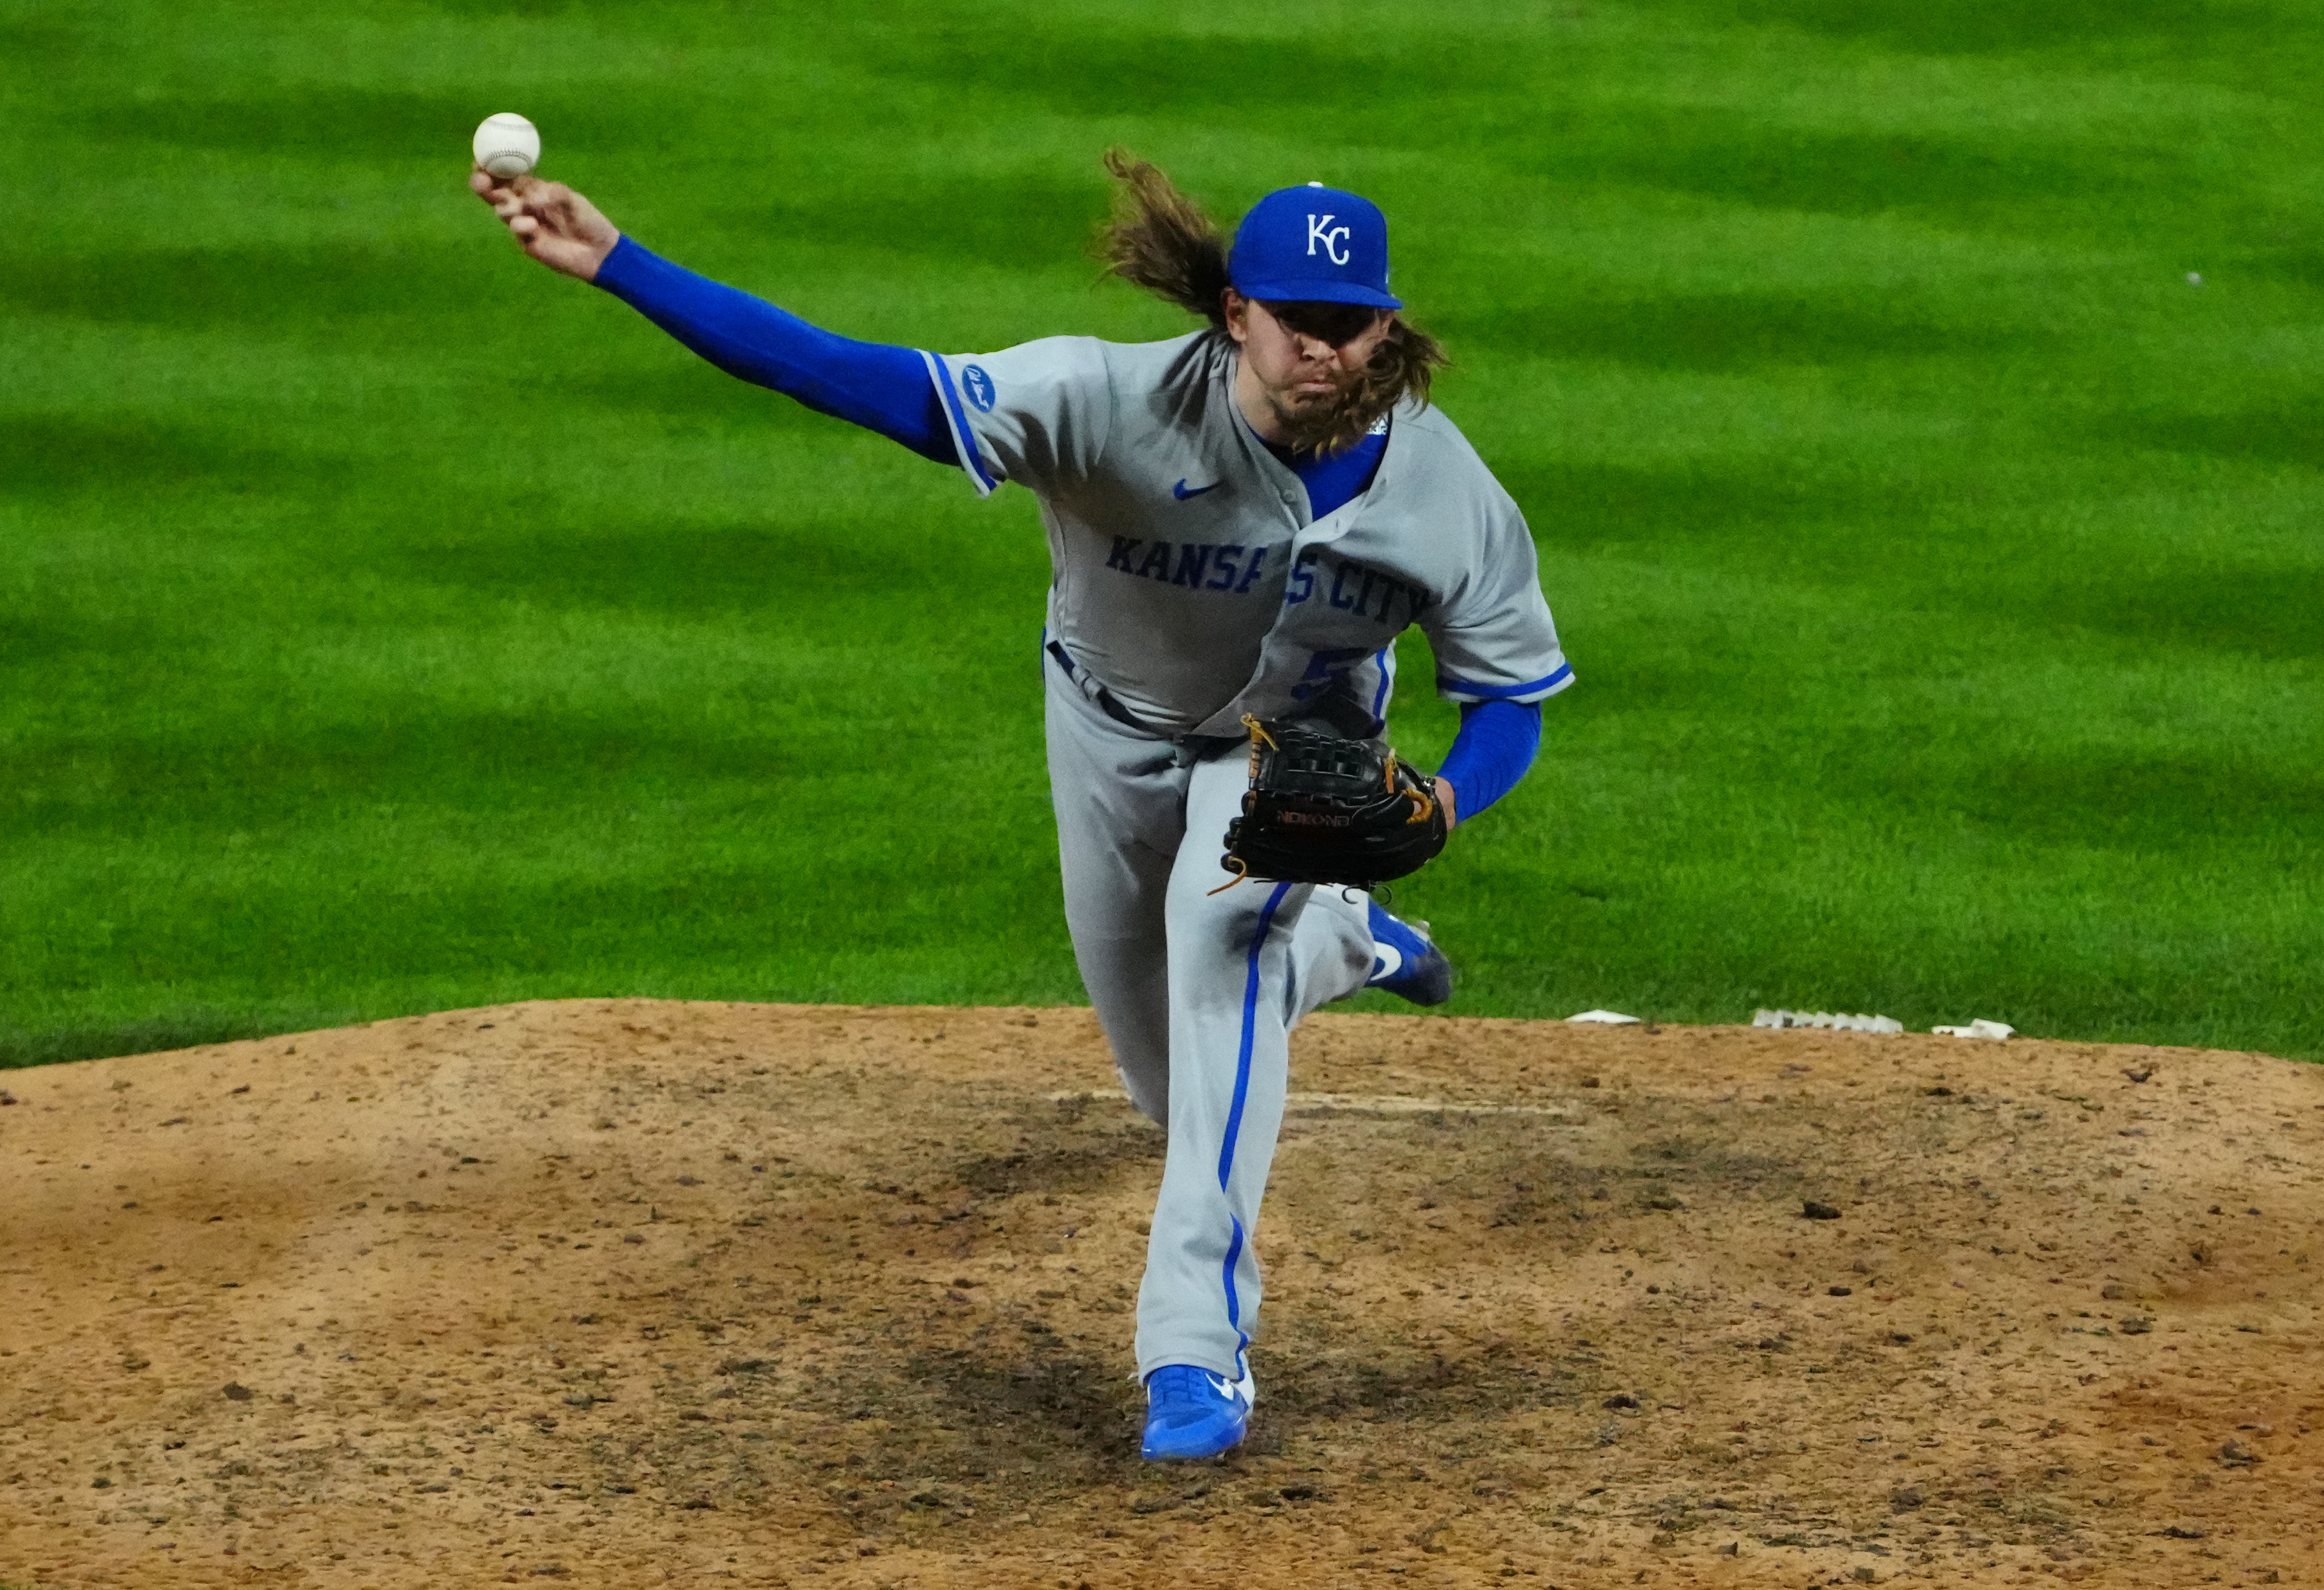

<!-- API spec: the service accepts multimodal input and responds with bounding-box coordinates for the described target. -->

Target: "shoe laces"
[1146,1364,1239,1416]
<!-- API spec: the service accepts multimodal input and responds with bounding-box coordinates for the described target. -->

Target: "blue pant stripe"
[1221,1215,1246,1333]
[1219,881,1292,1192]
[1217,882,1289,1348]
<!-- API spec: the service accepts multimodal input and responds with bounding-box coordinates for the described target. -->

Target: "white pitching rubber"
[1753,1009,1904,1035]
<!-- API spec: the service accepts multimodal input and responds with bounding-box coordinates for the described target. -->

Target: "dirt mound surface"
[4,1001,2320,1587]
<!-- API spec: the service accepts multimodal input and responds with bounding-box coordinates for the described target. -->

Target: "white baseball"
[473,113,540,180]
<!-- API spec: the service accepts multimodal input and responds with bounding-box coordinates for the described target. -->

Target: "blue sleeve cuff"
[1436,699,1541,823]
[1435,662,1573,705]
[593,236,957,466]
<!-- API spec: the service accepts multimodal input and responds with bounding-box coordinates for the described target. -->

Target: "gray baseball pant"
[1044,665,1376,1381]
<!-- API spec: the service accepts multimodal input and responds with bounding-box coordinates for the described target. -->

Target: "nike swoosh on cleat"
[1172,479,1220,500]
[1207,1374,1240,1401]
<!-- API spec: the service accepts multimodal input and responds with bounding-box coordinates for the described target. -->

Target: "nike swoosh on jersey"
[1172,479,1221,500]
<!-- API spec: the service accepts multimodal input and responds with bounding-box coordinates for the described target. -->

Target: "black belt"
[1045,640,1165,736]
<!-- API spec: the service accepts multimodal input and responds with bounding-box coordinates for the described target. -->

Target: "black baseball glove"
[1219,715,1447,888]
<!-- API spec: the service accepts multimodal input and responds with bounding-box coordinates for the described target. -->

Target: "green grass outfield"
[4,0,2319,1067]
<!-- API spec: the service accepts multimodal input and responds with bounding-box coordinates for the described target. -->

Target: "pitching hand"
[471,167,618,283]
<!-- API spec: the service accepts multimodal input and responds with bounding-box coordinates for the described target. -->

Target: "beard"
[1234,315,1446,457]
[1266,366,1394,457]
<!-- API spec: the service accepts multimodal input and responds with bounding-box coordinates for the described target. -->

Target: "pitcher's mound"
[4,1001,2319,1587]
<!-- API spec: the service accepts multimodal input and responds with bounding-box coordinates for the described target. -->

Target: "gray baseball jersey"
[916,328,1569,1387]
[922,332,1572,735]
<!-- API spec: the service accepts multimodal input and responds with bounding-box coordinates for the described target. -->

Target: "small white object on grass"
[1753,1009,1902,1034]
[473,112,540,180]
[2187,271,2203,286]
[1933,1019,2015,1041]
[1567,1009,1641,1025]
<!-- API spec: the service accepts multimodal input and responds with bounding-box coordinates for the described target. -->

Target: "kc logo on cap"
[1306,214,1353,265]
[1229,184,1400,310]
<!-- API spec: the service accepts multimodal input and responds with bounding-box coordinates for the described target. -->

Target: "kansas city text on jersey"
[1103,538,1429,626]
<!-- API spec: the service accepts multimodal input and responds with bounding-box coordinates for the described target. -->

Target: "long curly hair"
[1093,147,1446,455]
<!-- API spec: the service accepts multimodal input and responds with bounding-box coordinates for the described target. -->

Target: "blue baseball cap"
[1228,181,1401,310]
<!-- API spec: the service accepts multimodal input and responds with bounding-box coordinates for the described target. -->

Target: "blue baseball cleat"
[1365,900,1453,1006]
[1141,1363,1254,1461]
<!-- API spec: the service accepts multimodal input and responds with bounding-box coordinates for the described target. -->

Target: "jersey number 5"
[1290,646,1372,702]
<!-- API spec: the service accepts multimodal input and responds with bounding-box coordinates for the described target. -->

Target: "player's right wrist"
[581,233,633,288]
[577,233,618,284]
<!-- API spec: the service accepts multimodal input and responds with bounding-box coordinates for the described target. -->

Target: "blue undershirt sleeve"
[592,235,959,466]
[1435,699,1542,823]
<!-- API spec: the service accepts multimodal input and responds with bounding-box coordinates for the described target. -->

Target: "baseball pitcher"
[472,149,1571,1461]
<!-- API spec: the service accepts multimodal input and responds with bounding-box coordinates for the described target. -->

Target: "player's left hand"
[470,167,619,283]
[1437,778,1459,829]
[1222,718,1449,886]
